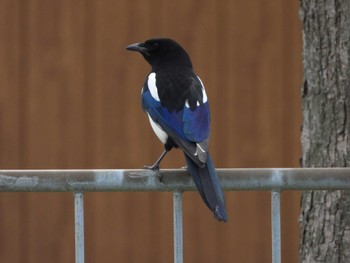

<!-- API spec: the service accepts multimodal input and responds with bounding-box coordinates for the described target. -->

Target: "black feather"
[127,38,228,222]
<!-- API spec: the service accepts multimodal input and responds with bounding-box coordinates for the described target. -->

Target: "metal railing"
[1,168,350,263]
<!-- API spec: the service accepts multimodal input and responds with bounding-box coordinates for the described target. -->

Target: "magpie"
[127,38,228,222]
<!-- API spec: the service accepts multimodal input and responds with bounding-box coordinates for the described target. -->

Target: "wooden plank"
[0,2,25,263]
[0,0,302,262]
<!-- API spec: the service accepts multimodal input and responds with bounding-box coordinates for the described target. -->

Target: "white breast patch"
[147,113,168,144]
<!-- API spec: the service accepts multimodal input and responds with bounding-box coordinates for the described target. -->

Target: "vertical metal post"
[271,191,281,263]
[74,192,85,263]
[173,191,183,263]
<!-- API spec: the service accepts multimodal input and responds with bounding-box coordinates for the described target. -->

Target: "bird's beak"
[126,43,148,54]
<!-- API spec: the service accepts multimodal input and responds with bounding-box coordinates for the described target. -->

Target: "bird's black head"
[127,38,193,70]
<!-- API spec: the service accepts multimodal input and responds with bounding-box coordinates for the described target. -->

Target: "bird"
[126,38,228,222]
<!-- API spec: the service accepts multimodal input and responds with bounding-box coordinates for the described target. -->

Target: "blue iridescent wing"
[142,74,210,166]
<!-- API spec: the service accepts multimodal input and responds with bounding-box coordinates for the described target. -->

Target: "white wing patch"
[185,100,200,108]
[196,143,206,153]
[184,76,208,108]
[147,113,168,144]
[194,141,209,163]
[147,73,160,101]
[197,76,208,103]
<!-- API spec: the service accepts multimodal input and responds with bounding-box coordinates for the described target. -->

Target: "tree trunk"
[299,0,350,262]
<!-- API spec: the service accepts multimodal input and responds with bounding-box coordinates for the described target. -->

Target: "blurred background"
[0,0,302,262]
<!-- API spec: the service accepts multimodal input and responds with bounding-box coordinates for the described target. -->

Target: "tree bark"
[300,0,350,262]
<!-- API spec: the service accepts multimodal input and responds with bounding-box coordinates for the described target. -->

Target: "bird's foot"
[143,164,163,180]
[143,164,160,172]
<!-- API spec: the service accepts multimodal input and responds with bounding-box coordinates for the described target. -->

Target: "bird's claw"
[143,164,160,172]
[143,164,163,180]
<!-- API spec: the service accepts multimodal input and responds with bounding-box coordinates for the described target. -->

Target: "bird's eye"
[152,42,159,48]
[146,42,159,53]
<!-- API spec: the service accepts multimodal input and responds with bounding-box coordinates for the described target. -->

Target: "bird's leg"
[144,149,169,171]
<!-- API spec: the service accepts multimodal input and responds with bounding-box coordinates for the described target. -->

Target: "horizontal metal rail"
[1,168,350,263]
[1,168,350,191]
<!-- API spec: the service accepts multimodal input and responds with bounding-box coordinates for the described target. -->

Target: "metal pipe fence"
[1,168,350,263]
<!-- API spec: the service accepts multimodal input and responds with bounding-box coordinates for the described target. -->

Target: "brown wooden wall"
[0,1,302,262]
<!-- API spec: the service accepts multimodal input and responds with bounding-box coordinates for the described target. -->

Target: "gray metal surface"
[271,191,281,263]
[74,192,85,263]
[0,168,350,192]
[1,168,349,263]
[173,192,183,263]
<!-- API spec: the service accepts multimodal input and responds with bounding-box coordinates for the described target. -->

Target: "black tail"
[184,153,228,222]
